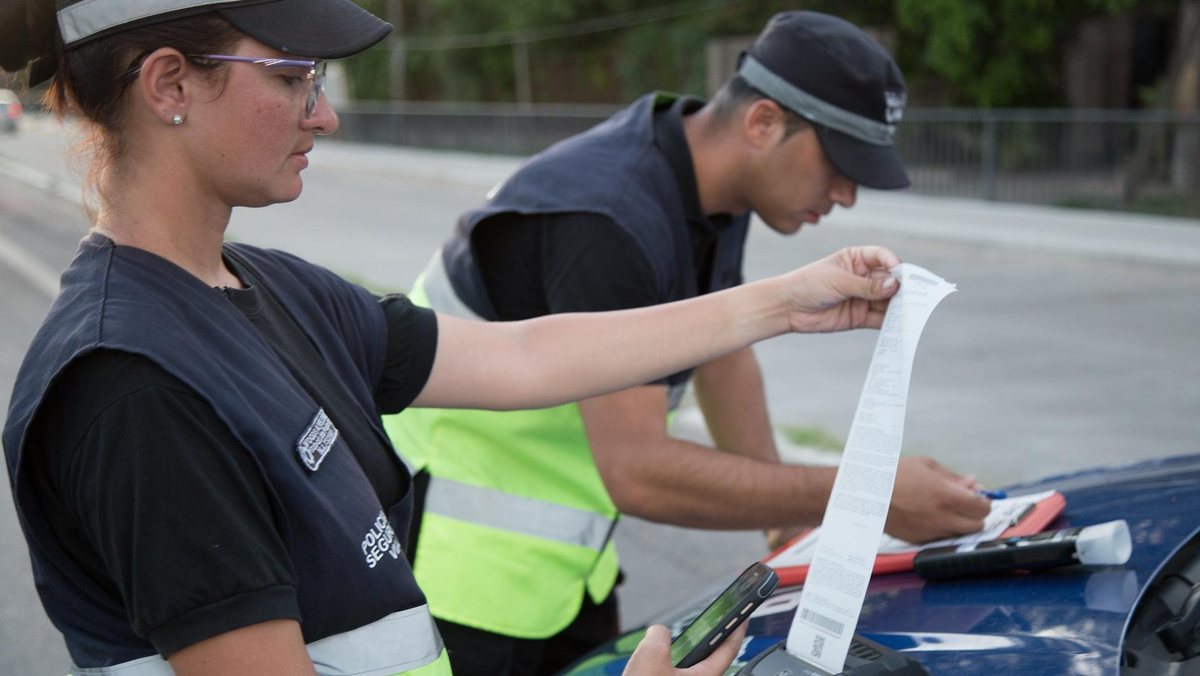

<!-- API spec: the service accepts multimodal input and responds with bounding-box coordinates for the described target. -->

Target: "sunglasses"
[124,53,328,118]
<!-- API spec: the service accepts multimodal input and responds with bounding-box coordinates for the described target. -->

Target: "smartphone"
[670,562,780,668]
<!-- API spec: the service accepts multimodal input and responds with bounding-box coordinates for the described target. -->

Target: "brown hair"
[0,0,57,87]
[1,3,244,204]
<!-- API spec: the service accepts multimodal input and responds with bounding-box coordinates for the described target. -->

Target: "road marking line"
[0,153,83,205]
[0,152,72,298]
[0,230,60,299]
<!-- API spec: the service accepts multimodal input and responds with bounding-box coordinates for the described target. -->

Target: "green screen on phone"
[669,566,767,665]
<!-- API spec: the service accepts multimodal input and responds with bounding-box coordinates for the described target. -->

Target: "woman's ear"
[133,48,191,125]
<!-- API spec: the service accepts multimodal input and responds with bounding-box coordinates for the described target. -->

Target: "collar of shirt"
[652,95,733,235]
[215,254,262,316]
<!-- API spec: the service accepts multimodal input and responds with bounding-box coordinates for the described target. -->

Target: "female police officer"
[0,1,901,674]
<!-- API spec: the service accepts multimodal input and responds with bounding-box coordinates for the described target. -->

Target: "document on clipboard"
[764,489,1066,586]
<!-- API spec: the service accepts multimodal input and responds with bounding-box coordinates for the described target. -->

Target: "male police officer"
[384,11,991,675]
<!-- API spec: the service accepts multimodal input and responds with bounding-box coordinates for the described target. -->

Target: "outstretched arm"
[581,385,832,530]
[580,385,988,542]
[412,246,900,411]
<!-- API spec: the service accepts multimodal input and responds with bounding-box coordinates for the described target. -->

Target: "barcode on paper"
[800,608,845,637]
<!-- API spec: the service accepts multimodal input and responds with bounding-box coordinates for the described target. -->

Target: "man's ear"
[741,98,787,150]
[133,48,191,124]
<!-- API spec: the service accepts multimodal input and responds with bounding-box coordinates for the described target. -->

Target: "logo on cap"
[884,90,907,139]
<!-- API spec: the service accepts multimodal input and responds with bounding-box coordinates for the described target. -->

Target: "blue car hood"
[563,454,1200,675]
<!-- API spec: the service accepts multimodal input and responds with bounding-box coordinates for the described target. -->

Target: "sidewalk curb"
[4,126,1198,266]
[315,140,1200,267]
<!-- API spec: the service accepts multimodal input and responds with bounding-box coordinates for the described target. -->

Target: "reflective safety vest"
[66,607,451,675]
[384,93,750,639]
[3,234,450,675]
[386,261,623,639]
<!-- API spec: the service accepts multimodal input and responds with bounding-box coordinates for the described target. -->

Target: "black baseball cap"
[56,0,391,58]
[738,11,910,190]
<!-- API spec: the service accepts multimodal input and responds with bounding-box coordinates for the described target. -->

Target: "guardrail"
[898,109,1199,215]
[333,101,619,156]
[14,100,1199,216]
[333,103,1200,217]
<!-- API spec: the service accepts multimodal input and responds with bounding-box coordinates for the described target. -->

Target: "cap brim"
[219,0,392,60]
[813,124,910,190]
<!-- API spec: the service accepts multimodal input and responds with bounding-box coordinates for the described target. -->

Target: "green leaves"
[896,0,1142,107]
[345,0,1153,106]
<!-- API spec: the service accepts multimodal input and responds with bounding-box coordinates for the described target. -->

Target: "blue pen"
[977,489,1007,500]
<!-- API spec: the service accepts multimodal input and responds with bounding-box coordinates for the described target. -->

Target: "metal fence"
[334,101,619,156]
[334,103,1200,217]
[898,110,1199,215]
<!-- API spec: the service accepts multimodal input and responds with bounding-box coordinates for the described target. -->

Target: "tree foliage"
[346,0,1176,107]
[894,0,1150,106]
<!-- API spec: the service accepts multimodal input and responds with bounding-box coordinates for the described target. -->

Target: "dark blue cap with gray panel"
[55,0,391,55]
[739,11,910,190]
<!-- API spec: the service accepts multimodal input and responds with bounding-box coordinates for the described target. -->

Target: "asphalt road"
[1,127,1198,673]
[0,169,93,675]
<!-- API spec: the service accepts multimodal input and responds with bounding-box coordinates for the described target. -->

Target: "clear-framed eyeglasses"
[123,53,328,118]
[191,55,328,118]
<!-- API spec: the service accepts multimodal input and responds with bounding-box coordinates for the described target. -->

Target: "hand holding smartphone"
[623,623,749,676]
[669,562,779,668]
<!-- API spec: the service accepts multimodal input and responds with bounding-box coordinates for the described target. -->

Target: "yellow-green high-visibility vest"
[384,251,640,639]
[387,95,750,639]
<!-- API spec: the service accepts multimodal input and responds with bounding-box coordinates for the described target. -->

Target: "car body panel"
[561,453,1200,675]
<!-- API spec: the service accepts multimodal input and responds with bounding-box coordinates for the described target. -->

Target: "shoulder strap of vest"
[224,244,388,399]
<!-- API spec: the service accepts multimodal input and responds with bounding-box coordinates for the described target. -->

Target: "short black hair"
[710,75,811,139]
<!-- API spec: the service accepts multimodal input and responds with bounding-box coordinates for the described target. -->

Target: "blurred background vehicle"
[0,89,21,134]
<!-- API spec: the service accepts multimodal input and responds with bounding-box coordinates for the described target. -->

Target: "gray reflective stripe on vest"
[69,654,171,676]
[420,248,485,321]
[426,477,615,551]
[57,0,239,47]
[308,604,443,675]
[68,605,443,676]
[738,56,896,146]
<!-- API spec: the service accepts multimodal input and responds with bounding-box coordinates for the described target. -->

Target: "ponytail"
[1,5,242,209]
[0,0,59,88]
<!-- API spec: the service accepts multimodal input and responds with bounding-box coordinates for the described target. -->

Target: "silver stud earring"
[172,114,184,125]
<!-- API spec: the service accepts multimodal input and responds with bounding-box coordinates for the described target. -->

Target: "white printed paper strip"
[787,263,957,672]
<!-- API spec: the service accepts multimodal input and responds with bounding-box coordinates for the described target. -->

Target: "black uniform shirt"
[651,96,737,295]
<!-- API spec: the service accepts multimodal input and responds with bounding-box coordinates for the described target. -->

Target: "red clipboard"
[764,491,1067,587]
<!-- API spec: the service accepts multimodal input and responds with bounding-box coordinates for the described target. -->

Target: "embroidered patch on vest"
[362,510,403,569]
[296,408,338,472]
